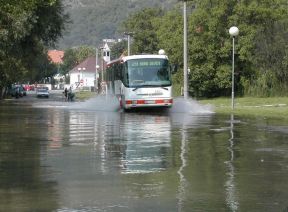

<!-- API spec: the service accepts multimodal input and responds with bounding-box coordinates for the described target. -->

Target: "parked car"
[23,84,34,91]
[9,84,26,98]
[21,85,27,96]
[36,87,49,98]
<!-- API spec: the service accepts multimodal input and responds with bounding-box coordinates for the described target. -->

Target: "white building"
[69,43,111,90]
[69,56,97,90]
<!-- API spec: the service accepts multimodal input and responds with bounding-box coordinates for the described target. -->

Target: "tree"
[232,0,288,96]
[119,0,288,98]
[0,0,67,98]
[186,0,288,97]
[122,8,165,54]
[186,0,239,97]
[155,8,183,66]
[110,40,127,60]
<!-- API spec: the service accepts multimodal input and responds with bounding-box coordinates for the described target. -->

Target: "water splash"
[69,95,214,114]
[69,95,120,112]
[32,94,214,115]
[169,97,214,114]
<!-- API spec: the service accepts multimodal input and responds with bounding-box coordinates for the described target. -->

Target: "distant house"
[69,56,97,89]
[69,43,111,90]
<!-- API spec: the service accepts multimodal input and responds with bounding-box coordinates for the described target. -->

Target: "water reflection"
[39,97,215,211]
[120,114,171,174]
[2,96,288,211]
[0,105,60,211]
[41,101,214,211]
[66,111,172,174]
[225,114,239,211]
[42,110,170,211]
[177,123,188,212]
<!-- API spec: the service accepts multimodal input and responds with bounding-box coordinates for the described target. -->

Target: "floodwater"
[0,92,288,212]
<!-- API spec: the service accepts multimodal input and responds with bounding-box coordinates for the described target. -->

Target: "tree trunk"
[0,86,3,100]
[0,86,8,100]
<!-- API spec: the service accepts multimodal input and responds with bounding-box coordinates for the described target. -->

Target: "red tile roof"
[48,50,64,64]
[69,56,106,73]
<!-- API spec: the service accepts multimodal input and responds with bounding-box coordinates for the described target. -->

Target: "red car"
[23,84,35,91]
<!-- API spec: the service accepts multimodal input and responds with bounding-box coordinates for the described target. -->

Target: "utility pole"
[183,0,188,99]
[100,47,104,82]
[95,48,99,92]
[124,32,134,56]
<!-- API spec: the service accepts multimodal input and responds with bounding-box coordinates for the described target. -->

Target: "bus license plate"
[146,100,155,104]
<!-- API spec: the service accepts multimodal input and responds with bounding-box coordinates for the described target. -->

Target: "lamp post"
[229,26,239,110]
[183,0,188,99]
[95,48,99,92]
[95,65,99,91]
[124,32,134,56]
[99,47,104,82]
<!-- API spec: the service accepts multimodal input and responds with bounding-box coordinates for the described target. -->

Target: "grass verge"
[75,91,97,101]
[199,97,288,120]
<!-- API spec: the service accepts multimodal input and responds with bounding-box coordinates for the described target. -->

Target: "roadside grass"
[199,97,288,119]
[75,91,97,101]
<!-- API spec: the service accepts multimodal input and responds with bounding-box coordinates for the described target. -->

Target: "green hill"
[57,0,178,49]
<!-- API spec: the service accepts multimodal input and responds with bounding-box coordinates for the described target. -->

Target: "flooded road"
[1,93,288,211]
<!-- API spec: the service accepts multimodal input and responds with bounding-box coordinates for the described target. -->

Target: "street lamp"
[229,26,239,110]
[96,65,99,91]
[124,32,134,56]
[99,47,104,82]
[95,48,99,92]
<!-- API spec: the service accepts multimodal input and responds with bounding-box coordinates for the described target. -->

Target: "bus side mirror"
[171,64,178,74]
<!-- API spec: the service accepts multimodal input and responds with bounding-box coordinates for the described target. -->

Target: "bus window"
[122,62,129,86]
[124,58,172,87]
[157,68,169,81]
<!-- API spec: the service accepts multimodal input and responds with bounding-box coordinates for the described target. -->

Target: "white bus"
[105,52,174,110]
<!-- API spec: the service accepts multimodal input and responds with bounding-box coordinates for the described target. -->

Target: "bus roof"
[107,54,168,66]
[122,54,168,62]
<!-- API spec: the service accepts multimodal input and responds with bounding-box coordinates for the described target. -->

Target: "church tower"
[102,43,111,63]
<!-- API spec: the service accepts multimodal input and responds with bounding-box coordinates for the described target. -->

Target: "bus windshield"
[124,58,171,87]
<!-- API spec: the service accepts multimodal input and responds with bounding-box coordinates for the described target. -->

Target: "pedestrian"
[64,88,68,101]
[68,87,74,101]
